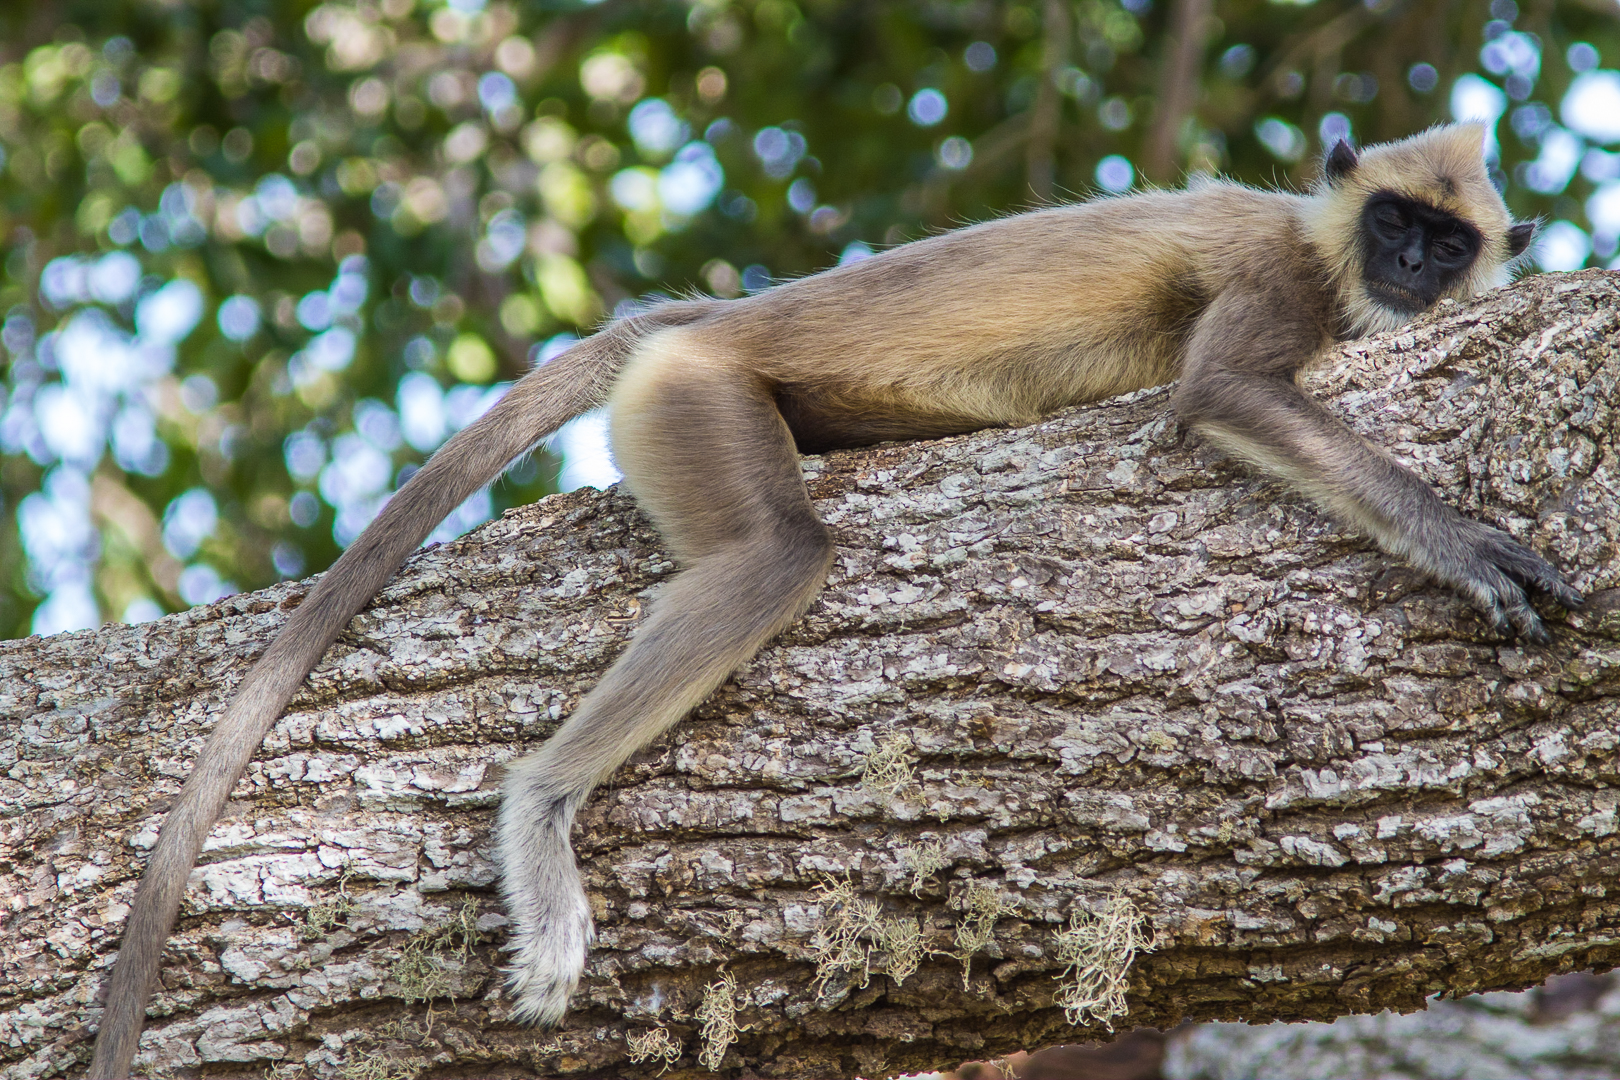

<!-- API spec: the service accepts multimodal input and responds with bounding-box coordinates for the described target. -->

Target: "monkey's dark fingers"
[1486,537,1585,610]
[1472,536,1582,615]
[1457,556,1547,644]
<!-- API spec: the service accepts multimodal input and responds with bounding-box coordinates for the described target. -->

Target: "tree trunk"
[2,270,1618,1080]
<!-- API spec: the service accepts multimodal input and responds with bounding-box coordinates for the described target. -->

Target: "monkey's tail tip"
[501,910,595,1026]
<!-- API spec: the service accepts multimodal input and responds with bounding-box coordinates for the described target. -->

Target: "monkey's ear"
[1324,140,1359,182]
[1507,221,1537,259]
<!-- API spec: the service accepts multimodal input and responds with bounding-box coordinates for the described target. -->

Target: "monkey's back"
[680,182,1337,451]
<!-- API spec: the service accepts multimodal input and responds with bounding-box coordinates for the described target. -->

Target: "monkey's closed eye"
[1372,206,1408,238]
[1431,234,1471,263]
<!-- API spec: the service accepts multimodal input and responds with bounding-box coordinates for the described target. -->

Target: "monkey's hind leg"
[498,334,834,1024]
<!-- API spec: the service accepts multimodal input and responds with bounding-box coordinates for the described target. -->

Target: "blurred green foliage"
[1,0,1616,639]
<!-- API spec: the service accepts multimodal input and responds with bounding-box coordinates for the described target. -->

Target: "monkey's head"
[1304,123,1537,336]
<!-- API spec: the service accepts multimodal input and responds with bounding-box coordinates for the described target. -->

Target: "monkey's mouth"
[1365,282,1428,312]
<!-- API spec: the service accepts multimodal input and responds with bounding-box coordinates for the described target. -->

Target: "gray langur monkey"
[89,122,1580,1076]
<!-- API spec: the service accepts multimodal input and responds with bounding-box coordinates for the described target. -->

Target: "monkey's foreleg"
[498,342,834,1022]
[1176,370,1581,641]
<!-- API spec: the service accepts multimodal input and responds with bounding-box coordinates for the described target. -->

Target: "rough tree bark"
[2,271,1618,1080]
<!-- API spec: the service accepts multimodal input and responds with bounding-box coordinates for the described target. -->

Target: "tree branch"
[2,271,1618,1079]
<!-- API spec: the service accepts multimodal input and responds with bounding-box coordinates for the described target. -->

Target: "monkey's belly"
[775,387,993,454]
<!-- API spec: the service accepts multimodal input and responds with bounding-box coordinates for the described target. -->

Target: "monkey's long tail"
[88,303,713,1079]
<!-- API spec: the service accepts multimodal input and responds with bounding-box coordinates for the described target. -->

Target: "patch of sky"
[534,333,578,365]
[1588,181,1620,263]
[1511,102,1552,142]
[611,167,658,212]
[284,428,327,483]
[1219,44,1256,80]
[397,371,449,452]
[1451,74,1507,157]
[107,207,139,246]
[18,468,96,601]
[1254,117,1305,162]
[787,178,817,213]
[158,183,208,247]
[753,126,807,179]
[351,400,399,455]
[162,488,218,561]
[547,408,622,492]
[90,253,139,305]
[936,136,972,170]
[288,326,357,388]
[1585,149,1620,184]
[17,265,214,632]
[331,258,369,310]
[1536,220,1590,270]
[290,490,321,528]
[31,382,101,466]
[271,541,305,579]
[41,251,143,309]
[112,402,167,477]
[123,597,164,624]
[1520,126,1582,193]
[30,579,98,636]
[255,174,300,221]
[1480,31,1539,90]
[297,290,333,331]
[178,563,234,606]
[1319,112,1351,146]
[217,295,261,341]
[477,208,528,272]
[233,173,303,238]
[445,382,507,429]
[427,490,495,546]
[135,279,204,347]
[659,142,724,215]
[478,71,517,112]
[320,433,394,545]
[628,98,690,159]
[1095,155,1135,192]
[1567,42,1599,73]
[326,379,509,546]
[908,88,947,126]
[1563,70,1620,144]
[964,41,996,72]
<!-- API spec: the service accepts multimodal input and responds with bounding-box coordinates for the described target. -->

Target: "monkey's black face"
[1359,193,1482,314]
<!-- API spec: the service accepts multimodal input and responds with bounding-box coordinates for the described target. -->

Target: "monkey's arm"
[1171,289,1582,642]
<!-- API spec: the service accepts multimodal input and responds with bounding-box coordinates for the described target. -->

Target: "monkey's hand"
[1421,516,1583,644]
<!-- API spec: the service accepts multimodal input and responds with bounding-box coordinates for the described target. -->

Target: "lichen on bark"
[0,270,1618,1079]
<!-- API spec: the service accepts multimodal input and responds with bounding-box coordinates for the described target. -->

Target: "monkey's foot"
[503,891,595,1026]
